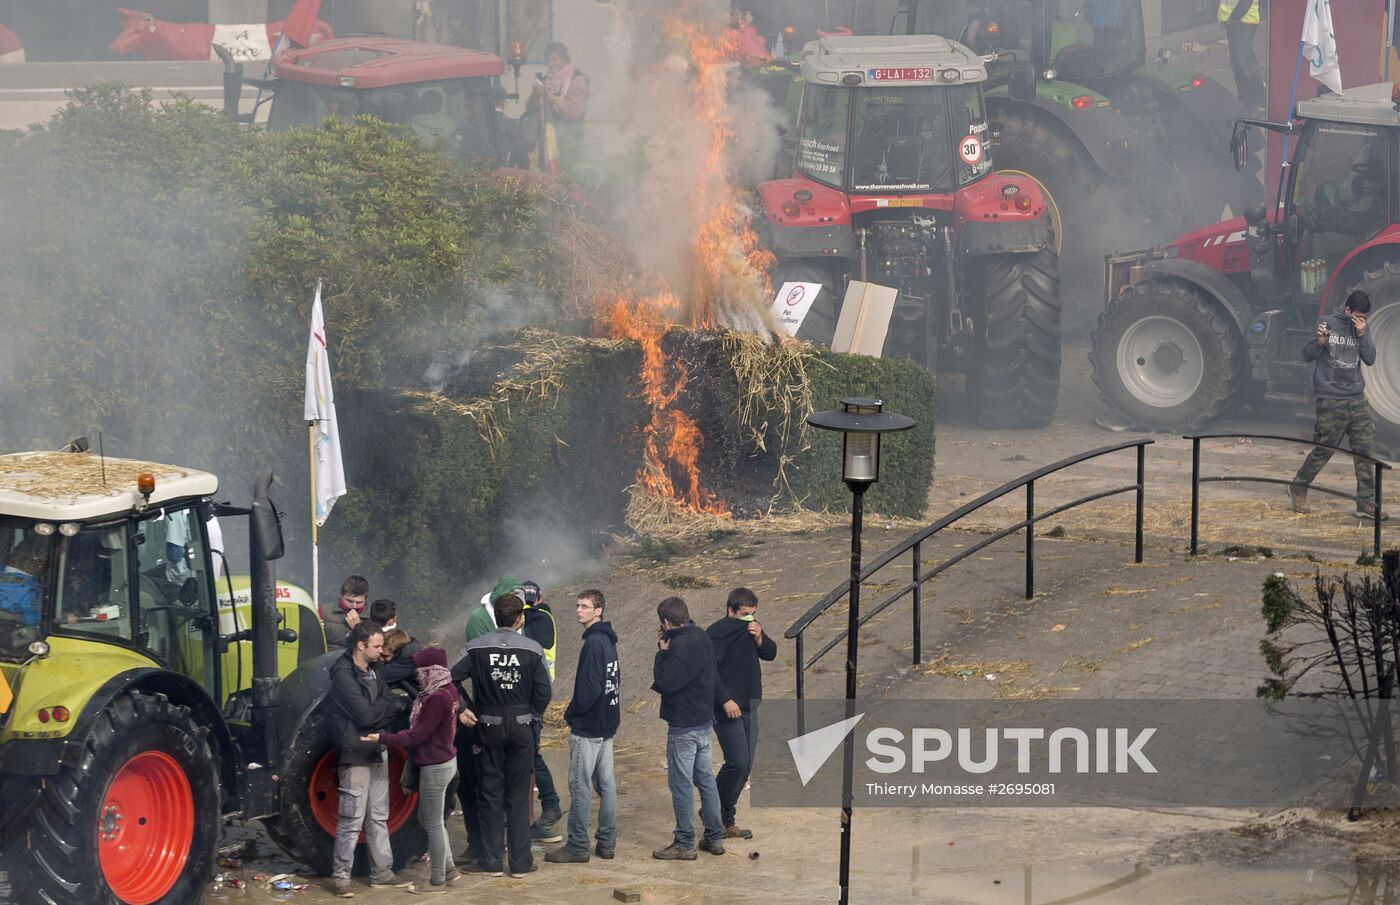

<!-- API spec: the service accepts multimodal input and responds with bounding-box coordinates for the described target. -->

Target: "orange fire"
[596,11,780,518]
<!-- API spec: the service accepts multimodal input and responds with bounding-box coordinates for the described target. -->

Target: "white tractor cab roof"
[800,34,988,89]
[1295,82,1400,128]
[0,452,217,522]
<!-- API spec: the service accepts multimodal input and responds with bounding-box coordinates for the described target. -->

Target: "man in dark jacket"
[322,575,369,648]
[1290,289,1387,520]
[650,596,725,860]
[546,589,620,863]
[520,579,562,841]
[451,593,553,877]
[708,586,777,839]
[327,621,408,896]
[370,598,421,688]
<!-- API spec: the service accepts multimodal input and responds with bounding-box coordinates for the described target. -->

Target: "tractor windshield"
[268,77,502,162]
[1290,122,1392,281]
[1046,0,1145,81]
[908,0,1035,61]
[0,517,53,660]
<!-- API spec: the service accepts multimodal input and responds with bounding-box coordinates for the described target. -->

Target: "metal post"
[1190,438,1201,556]
[795,633,805,701]
[911,541,922,665]
[1375,464,1384,561]
[1135,442,1146,564]
[838,485,865,905]
[1025,480,1035,600]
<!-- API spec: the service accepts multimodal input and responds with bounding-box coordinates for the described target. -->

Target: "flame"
[595,10,783,518]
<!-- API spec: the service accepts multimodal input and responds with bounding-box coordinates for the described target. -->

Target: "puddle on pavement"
[891,856,1399,905]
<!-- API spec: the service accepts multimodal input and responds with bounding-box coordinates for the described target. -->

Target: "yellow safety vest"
[527,603,558,680]
[1219,1,1260,25]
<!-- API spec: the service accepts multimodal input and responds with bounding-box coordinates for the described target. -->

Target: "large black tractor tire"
[1089,280,1244,432]
[263,706,427,877]
[780,260,842,347]
[1349,263,1400,455]
[966,247,1062,427]
[0,690,220,905]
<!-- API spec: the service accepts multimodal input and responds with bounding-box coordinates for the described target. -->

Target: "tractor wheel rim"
[1367,303,1400,428]
[309,750,419,839]
[1116,316,1205,407]
[97,750,193,905]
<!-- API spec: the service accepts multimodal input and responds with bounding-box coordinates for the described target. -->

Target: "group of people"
[322,574,776,896]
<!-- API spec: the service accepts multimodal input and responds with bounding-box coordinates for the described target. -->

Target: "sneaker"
[531,822,564,843]
[460,860,504,877]
[1356,503,1391,521]
[653,843,698,861]
[1288,485,1311,514]
[369,873,414,888]
[724,824,753,840]
[508,862,538,877]
[545,847,590,864]
[698,838,726,856]
[537,806,563,827]
[454,849,483,867]
[594,843,616,860]
[331,881,355,899]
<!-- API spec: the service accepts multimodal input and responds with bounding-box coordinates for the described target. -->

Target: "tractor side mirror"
[1008,62,1036,102]
[1231,123,1249,172]
[250,469,285,562]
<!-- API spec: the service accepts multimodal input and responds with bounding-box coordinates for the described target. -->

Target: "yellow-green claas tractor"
[0,449,426,904]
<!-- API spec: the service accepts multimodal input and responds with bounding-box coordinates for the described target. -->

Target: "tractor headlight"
[58,523,79,537]
[27,640,50,658]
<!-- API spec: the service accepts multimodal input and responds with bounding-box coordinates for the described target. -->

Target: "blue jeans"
[565,734,617,853]
[714,710,755,827]
[532,717,561,814]
[666,728,724,849]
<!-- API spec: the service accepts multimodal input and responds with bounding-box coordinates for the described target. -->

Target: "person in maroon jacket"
[364,646,460,889]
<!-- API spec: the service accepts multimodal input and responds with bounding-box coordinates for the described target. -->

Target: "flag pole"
[310,418,319,609]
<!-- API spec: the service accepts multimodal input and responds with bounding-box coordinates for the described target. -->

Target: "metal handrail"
[784,440,1152,700]
[1186,432,1392,559]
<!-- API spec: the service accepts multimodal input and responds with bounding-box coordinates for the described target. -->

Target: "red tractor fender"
[1319,225,1400,314]
[953,172,1054,256]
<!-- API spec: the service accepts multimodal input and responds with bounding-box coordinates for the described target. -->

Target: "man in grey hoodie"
[1290,289,1386,520]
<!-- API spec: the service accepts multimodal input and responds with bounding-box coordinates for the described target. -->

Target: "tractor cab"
[224,38,509,164]
[791,35,996,196]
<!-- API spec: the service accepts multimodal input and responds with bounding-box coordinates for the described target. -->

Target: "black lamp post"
[806,396,915,905]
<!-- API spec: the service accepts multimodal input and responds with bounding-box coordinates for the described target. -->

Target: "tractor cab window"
[0,518,53,658]
[1047,0,1144,81]
[54,524,134,647]
[950,84,992,186]
[269,77,500,162]
[1292,123,1392,285]
[910,1,1035,60]
[797,85,849,188]
[135,508,216,689]
[851,86,956,192]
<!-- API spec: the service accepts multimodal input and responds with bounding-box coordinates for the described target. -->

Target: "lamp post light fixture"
[805,396,915,905]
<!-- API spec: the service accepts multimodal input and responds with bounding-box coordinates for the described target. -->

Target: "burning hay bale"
[320,326,935,614]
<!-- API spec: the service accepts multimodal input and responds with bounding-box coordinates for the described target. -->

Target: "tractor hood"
[1166,215,1251,270]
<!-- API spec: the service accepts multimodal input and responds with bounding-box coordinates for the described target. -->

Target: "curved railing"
[1186,432,1392,559]
[783,440,1152,699]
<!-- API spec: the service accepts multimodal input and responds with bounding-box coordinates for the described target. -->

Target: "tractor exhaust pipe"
[249,468,286,765]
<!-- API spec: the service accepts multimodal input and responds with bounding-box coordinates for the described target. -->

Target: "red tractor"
[758,34,1063,427]
[1089,83,1400,448]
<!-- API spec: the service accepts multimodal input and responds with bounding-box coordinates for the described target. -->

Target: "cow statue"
[109,8,332,62]
[0,22,24,63]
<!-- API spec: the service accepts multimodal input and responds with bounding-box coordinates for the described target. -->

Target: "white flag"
[1302,0,1344,95]
[303,281,346,526]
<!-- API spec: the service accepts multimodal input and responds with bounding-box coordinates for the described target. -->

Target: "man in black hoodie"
[708,586,777,839]
[1290,289,1387,520]
[546,589,620,863]
[327,621,409,896]
[651,596,726,860]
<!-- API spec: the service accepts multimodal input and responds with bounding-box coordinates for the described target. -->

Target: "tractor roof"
[800,34,987,88]
[0,452,217,521]
[274,38,504,90]
[1296,82,1400,128]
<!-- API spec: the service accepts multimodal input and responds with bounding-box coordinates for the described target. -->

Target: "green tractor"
[0,450,426,903]
[895,0,1259,303]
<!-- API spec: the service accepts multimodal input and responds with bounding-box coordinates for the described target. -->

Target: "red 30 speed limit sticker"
[959,135,984,165]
